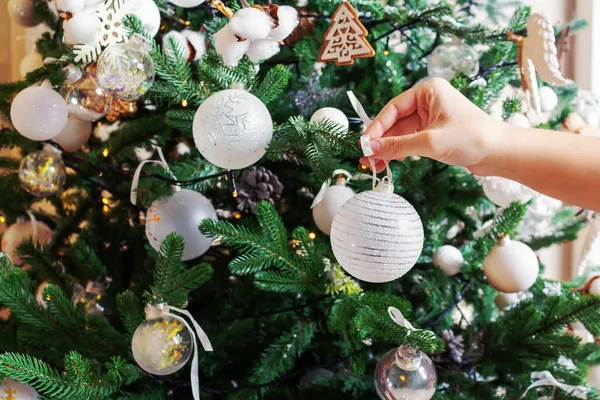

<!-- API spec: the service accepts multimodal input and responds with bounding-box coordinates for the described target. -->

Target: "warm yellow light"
[181,99,189,107]
[232,190,238,198]
[308,232,316,240]
[234,213,242,219]
[102,197,109,205]
[359,164,368,171]
[185,20,191,26]
[103,205,109,212]
[0,216,5,223]
[102,148,109,157]
[383,50,390,56]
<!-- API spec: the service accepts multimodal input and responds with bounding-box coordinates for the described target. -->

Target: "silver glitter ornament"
[375,345,437,400]
[330,179,424,283]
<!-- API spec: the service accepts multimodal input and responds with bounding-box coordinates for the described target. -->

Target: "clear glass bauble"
[330,180,424,283]
[97,38,155,101]
[18,147,66,197]
[428,37,479,81]
[60,67,111,122]
[192,89,273,169]
[374,345,437,400]
[132,314,193,375]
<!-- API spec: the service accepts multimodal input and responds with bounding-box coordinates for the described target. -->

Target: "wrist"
[467,117,512,177]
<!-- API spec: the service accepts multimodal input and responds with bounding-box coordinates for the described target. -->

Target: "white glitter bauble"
[132,314,193,375]
[483,236,539,293]
[10,86,69,141]
[538,86,558,113]
[1,219,53,266]
[97,39,155,101]
[479,176,534,207]
[53,117,92,152]
[505,112,531,128]
[432,245,463,276]
[192,89,273,169]
[427,38,479,81]
[0,378,39,400]
[310,107,349,131]
[168,0,205,7]
[19,51,43,78]
[145,189,217,261]
[7,0,42,27]
[127,0,161,37]
[311,179,355,236]
[330,180,424,283]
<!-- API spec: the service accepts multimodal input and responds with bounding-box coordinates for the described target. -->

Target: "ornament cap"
[374,178,394,194]
[499,235,511,246]
[394,345,423,371]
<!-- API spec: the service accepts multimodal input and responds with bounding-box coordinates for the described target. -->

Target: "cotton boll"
[63,11,100,45]
[55,0,84,13]
[162,31,189,61]
[246,39,280,63]
[230,8,272,41]
[182,30,206,60]
[269,5,299,41]
[214,24,251,67]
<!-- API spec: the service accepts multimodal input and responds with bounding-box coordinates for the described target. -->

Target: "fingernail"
[370,140,380,155]
[360,135,374,157]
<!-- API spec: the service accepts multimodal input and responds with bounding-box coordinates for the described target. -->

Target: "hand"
[361,77,502,176]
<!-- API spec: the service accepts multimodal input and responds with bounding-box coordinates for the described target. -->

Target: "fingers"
[359,157,389,173]
[370,132,433,160]
[364,87,418,140]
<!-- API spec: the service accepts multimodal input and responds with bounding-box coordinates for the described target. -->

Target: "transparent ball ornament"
[330,178,424,283]
[60,67,111,122]
[192,89,273,169]
[18,146,66,197]
[428,37,479,81]
[132,313,193,375]
[374,345,437,400]
[145,189,217,261]
[10,86,69,141]
[97,36,156,101]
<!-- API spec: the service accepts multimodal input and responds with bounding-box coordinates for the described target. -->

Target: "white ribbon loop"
[521,371,588,399]
[311,169,354,209]
[26,211,38,243]
[130,147,175,206]
[388,306,416,332]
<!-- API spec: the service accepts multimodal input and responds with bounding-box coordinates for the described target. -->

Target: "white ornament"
[7,0,42,27]
[483,236,539,293]
[192,89,273,170]
[230,7,272,41]
[53,117,92,152]
[127,0,161,38]
[213,23,251,67]
[495,291,523,309]
[330,179,424,283]
[311,175,355,235]
[10,86,69,141]
[432,245,463,276]
[55,0,84,13]
[538,86,558,113]
[1,219,53,266]
[0,379,39,400]
[505,112,531,128]
[478,176,534,207]
[519,13,572,115]
[145,189,217,261]
[310,107,349,131]
[63,9,101,45]
[586,273,600,295]
[19,51,43,78]
[167,0,205,7]
[268,6,299,41]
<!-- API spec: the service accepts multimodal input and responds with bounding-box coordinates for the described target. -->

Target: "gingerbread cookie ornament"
[318,1,375,66]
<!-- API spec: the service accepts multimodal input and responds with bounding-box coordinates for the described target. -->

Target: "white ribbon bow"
[347,91,392,189]
[388,306,417,332]
[145,303,213,400]
[130,147,178,206]
[521,371,588,399]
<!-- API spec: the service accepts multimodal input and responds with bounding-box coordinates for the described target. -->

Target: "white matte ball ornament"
[145,189,217,261]
[0,378,40,400]
[127,0,161,37]
[495,291,523,309]
[483,236,539,293]
[7,0,42,27]
[53,117,92,152]
[330,179,424,283]
[311,178,355,235]
[167,0,205,7]
[539,86,558,113]
[480,176,534,207]
[310,107,349,131]
[432,245,463,276]
[587,273,600,295]
[1,219,53,266]
[10,86,69,141]
[505,112,531,128]
[193,89,273,169]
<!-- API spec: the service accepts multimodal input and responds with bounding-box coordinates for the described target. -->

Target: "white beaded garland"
[145,189,217,261]
[310,107,349,131]
[10,86,69,141]
[311,178,355,236]
[330,179,424,283]
[483,236,539,293]
[192,89,273,170]
[432,245,463,276]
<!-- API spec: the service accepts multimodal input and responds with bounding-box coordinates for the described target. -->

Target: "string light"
[383,50,390,56]
[181,99,189,107]
[101,197,110,205]
[103,205,109,213]
[234,213,242,219]
[0,215,5,223]
[232,190,238,198]
[102,148,109,157]
[185,20,191,26]
[308,232,316,240]
[359,163,368,171]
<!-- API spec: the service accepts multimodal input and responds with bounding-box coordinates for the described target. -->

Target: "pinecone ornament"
[237,167,283,213]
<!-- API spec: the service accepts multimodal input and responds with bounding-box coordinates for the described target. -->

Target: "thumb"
[370,132,433,160]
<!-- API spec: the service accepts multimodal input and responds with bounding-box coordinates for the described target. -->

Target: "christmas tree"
[1,0,599,399]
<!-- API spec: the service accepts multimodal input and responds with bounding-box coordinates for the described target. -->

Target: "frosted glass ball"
[60,69,111,122]
[145,189,217,261]
[1,219,53,266]
[19,51,43,78]
[310,107,349,131]
[0,378,40,400]
[374,346,437,400]
[330,180,424,283]
[480,176,534,207]
[539,86,558,113]
[10,86,69,141]
[432,245,463,276]
[483,236,539,293]
[97,40,155,100]
[19,147,67,197]
[53,117,92,152]
[7,0,42,27]
[428,39,479,81]
[193,89,273,169]
[132,314,193,375]
[312,181,355,235]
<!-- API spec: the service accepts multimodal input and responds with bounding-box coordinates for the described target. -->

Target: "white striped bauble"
[330,180,424,283]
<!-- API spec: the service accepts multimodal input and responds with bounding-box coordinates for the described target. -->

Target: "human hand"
[361,77,502,176]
